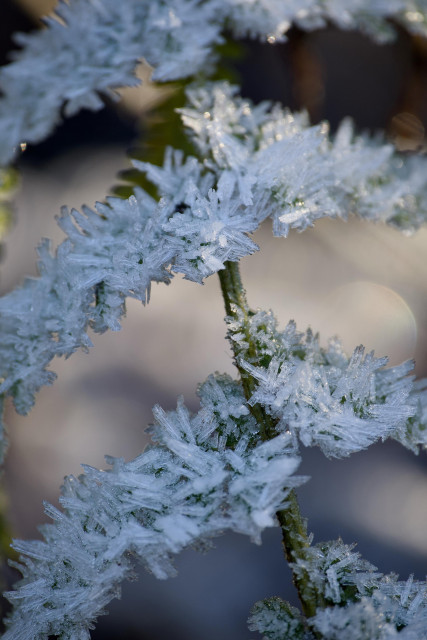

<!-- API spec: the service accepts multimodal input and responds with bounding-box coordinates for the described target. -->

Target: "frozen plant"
[0,1,427,638]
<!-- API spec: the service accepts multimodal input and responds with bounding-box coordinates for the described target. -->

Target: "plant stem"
[217,260,325,623]
[217,260,277,441]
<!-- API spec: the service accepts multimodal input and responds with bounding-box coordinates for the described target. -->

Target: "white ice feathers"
[2,82,427,435]
[3,383,303,638]
[2,3,427,639]
[250,543,427,640]
[1,0,427,164]
[227,309,427,458]
[181,83,427,235]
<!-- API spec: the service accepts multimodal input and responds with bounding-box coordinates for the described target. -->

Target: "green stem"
[277,495,325,620]
[218,260,325,623]
[217,261,277,441]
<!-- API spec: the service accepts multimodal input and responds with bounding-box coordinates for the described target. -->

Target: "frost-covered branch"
[249,561,427,639]
[0,0,427,165]
[218,259,326,620]
[3,377,303,638]
[179,82,427,235]
[5,352,425,638]
[217,258,427,632]
[2,2,427,639]
[2,82,427,460]
[4,369,427,638]
[227,307,427,458]
[0,0,221,165]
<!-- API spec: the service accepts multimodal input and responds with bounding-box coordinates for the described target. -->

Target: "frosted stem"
[218,260,325,625]
[217,260,277,440]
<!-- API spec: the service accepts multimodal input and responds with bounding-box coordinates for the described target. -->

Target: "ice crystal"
[312,580,427,640]
[0,1,426,164]
[1,3,427,637]
[3,389,303,638]
[0,189,175,414]
[0,136,268,416]
[248,597,308,639]
[1,79,427,458]
[161,174,268,281]
[250,544,427,639]
[374,574,427,631]
[312,599,399,640]
[180,82,427,235]
[291,539,380,606]
[196,373,259,449]
[229,309,427,458]
[0,0,221,164]
[132,147,213,206]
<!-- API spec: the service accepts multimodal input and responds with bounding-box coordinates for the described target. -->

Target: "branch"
[218,260,325,622]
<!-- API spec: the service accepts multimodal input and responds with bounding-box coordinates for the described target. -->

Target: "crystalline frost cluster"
[1,1,427,639]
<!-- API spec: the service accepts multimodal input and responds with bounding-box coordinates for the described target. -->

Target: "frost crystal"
[1,80,427,454]
[312,578,427,640]
[196,373,259,449]
[0,1,427,164]
[2,2,427,639]
[228,310,427,458]
[250,544,427,639]
[3,385,304,637]
[0,189,175,414]
[291,539,380,606]
[248,597,308,639]
[180,82,427,235]
[312,599,399,640]
[161,174,267,281]
[0,0,221,164]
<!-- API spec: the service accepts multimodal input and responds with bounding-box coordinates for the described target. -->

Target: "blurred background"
[1,1,427,638]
